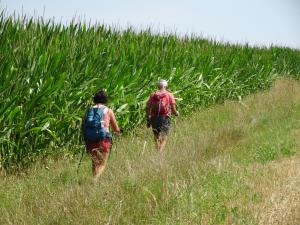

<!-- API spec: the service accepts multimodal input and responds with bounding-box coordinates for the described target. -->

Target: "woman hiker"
[82,90,120,181]
[146,79,179,151]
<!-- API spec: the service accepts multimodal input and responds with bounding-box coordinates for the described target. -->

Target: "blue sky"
[2,0,300,49]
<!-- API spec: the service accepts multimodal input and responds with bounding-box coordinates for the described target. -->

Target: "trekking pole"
[143,118,152,154]
[174,116,177,138]
[142,130,147,155]
[109,135,115,160]
[76,145,85,175]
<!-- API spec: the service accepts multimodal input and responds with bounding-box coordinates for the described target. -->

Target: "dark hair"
[93,90,108,104]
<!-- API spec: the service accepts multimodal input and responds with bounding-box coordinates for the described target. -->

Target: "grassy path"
[0,78,299,225]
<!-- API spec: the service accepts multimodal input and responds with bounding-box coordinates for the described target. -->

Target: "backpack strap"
[94,107,103,127]
[157,97,162,116]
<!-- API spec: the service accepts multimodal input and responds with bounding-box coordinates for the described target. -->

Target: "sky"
[2,0,300,49]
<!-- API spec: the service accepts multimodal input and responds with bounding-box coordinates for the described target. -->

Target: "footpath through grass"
[0,78,300,225]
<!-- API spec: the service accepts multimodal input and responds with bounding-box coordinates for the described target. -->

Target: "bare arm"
[169,93,179,116]
[109,109,121,134]
[171,104,179,116]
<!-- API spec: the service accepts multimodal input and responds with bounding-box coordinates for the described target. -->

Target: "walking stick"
[76,145,85,175]
[142,118,151,154]
[142,130,148,155]
[108,134,115,160]
[174,116,177,138]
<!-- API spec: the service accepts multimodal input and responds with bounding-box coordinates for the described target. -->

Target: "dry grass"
[255,156,300,225]
[0,78,300,225]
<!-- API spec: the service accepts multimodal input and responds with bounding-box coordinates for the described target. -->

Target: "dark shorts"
[151,116,170,137]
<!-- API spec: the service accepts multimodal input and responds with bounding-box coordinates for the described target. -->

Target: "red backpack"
[150,92,170,116]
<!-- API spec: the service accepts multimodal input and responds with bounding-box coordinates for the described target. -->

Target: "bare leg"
[154,135,159,150]
[154,134,168,151]
[154,134,162,151]
[91,149,109,181]
[159,135,168,151]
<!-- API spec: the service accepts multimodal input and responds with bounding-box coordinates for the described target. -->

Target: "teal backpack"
[83,107,110,142]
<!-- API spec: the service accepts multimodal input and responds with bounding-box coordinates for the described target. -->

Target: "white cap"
[158,79,168,88]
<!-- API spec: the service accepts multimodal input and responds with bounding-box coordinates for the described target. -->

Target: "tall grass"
[1,12,300,169]
[0,79,299,224]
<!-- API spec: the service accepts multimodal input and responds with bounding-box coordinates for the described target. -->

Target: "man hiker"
[82,90,120,181]
[146,79,179,151]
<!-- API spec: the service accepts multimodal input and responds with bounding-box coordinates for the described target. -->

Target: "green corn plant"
[0,11,300,169]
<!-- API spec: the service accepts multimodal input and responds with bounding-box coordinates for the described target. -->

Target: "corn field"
[1,12,300,169]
